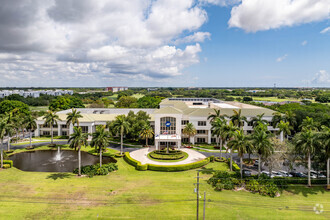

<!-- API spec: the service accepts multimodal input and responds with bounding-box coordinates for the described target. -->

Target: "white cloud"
[174,32,211,44]
[0,0,208,86]
[301,40,308,46]
[320,26,330,34]
[199,0,241,6]
[228,0,330,32]
[311,70,330,84]
[276,54,288,62]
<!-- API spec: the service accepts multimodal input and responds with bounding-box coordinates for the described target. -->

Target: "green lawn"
[0,156,328,219]
[29,106,49,111]
[131,93,144,99]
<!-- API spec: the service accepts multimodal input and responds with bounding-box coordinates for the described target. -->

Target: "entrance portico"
[155,134,181,150]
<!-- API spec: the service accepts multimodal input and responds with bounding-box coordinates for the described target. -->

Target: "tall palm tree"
[182,122,197,146]
[230,109,247,128]
[140,125,154,147]
[250,113,268,128]
[284,111,297,131]
[68,127,88,176]
[112,115,130,155]
[43,110,60,145]
[294,129,319,187]
[66,109,83,127]
[211,117,226,159]
[277,120,292,142]
[24,114,37,149]
[12,115,23,144]
[318,126,330,188]
[208,109,225,122]
[91,125,110,166]
[228,129,252,179]
[222,121,238,171]
[300,116,319,131]
[271,112,284,128]
[4,112,14,151]
[251,126,274,176]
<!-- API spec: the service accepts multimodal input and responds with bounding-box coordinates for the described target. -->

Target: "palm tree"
[208,109,225,122]
[271,112,284,128]
[284,111,297,131]
[251,127,274,176]
[112,115,130,155]
[140,125,154,147]
[228,129,252,179]
[300,116,319,131]
[12,115,23,143]
[24,114,37,149]
[68,127,88,176]
[222,121,238,171]
[43,110,60,145]
[4,112,14,151]
[66,109,83,127]
[182,122,197,146]
[211,117,226,159]
[250,113,268,128]
[91,125,110,166]
[230,109,247,128]
[294,129,319,187]
[277,120,292,142]
[318,126,330,188]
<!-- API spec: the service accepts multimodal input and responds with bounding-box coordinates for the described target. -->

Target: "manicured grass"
[147,151,189,162]
[0,158,328,219]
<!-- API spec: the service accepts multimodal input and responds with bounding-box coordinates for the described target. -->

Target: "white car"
[279,170,293,177]
[261,171,274,178]
[310,171,326,178]
[272,171,284,177]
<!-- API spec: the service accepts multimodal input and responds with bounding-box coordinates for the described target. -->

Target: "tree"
[49,96,84,111]
[115,96,138,108]
[277,120,292,141]
[207,109,224,122]
[68,127,88,176]
[250,113,268,128]
[24,114,37,149]
[12,115,23,143]
[0,100,30,116]
[251,126,274,176]
[43,110,60,145]
[318,126,330,188]
[222,121,238,171]
[230,109,247,128]
[112,115,131,155]
[283,111,297,130]
[294,129,319,187]
[137,96,162,108]
[182,122,197,146]
[0,116,12,168]
[91,125,110,166]
[4,112,15,151]
[211,117,226,159]
[66,109,83,127]
[271,112,284,128]
[139,125,154,146]
[264,138,286,178]
[300,116,319,131]
[227,129,252,179]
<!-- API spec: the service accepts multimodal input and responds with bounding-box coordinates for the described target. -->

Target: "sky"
[0,0,329,88]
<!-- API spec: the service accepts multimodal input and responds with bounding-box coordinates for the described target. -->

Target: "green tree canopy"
[49,96,84,111]
[0,100,30,116]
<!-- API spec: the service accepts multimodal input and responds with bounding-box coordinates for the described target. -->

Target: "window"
[198,121,206,126]
[160,117,176,134]
[181,120,189,125]
[80,126,89,133]
[197,138,206,143]
[211,138,216,143]
[41,131,50,136]
[182,138,189,143]
[197,130,206,134]
[61,124,67,129]
[62,131,67,136]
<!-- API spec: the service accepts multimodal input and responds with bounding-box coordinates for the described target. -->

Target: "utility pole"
[196,171,200,220]
[203,191,206,220]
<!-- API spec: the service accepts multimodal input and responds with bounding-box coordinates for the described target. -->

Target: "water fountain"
[54,146,62,161]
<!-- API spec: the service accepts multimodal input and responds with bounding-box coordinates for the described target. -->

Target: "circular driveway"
[129,147,206,165]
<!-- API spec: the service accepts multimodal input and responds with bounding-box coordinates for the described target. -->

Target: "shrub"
[215,157,227,162]
[227,159,240,171]
[2,164,11,169]
[73,163,118,177]
[210,155,215,162]
[3,160,13,168]
[149,150,186,160]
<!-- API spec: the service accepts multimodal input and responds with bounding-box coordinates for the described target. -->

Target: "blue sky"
[183,5,330,87]
[0,0,329,87]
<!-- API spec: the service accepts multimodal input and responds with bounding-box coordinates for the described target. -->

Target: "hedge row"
[3,160,13,168]
[227,158,240,171]
[124,152,210,172]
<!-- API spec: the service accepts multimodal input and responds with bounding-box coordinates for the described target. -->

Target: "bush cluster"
[73,163,118,177]
[149,150,186,160]
[3,160,13,168]
[208,171,280,197]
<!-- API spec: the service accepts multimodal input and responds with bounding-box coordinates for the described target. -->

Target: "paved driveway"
[129,148,206,165]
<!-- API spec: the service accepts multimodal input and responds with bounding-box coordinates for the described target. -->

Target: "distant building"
[0,89,73,98]
[247,90,266,93]
[106,87,128,93]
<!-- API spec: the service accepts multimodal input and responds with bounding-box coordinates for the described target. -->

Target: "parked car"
[261,171,273,178]
[296,172,307,178]
[289,172,307,178]
[253,160,259,167]
[278,170,292,177]
[272,171,284,177]
[243,169,252,177]
[310,170,326,178]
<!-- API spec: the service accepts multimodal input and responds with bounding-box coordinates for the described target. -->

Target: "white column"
[177,140,181,150]
[280,131,284,142]
[155,140,158,150]
[190,136,195,145]
[69,124,74,135]
[57,125,61,137]
[35,124,40,137]
[208,130,211,144]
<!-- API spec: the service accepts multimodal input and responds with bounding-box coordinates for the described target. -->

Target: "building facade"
[35,98,279,150]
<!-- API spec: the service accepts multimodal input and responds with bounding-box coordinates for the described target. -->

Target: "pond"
[10,150,116,172]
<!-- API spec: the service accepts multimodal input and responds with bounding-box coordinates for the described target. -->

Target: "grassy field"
[0,154,329,219]
[30,106,49,111]
[131,93,144,99]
